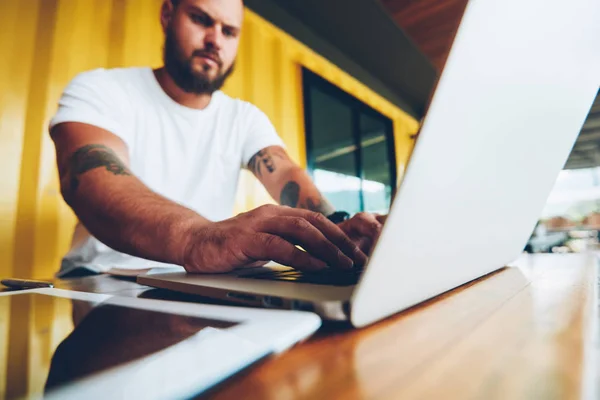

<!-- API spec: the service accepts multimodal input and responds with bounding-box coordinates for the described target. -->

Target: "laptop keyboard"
[242,267,363,286]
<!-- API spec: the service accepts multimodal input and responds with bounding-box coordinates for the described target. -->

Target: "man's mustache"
[192,49,223,68]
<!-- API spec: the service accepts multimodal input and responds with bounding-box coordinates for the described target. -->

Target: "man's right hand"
[182,204,369,273]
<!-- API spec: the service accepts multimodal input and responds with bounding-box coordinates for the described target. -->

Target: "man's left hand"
[337,213,387,256]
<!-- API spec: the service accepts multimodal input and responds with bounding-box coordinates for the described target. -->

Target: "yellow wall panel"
[11,0,60,280]
[32,0,117,278]
[0,4,418,278]
[121,0,164,68]
[0,0,43,279]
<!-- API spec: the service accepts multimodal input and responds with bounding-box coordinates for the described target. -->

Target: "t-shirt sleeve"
[241,104,285,168]
[49,69,133,149]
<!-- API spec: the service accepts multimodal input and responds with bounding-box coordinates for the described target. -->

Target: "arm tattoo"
[280,182,335,214]
[280,181,300,207]
[304,197,328,214]
[302,195,336,215]
[68,144,131,192]
[248,147,286,178]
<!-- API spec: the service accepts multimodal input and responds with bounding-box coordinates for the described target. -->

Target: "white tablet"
[0,288,320,399]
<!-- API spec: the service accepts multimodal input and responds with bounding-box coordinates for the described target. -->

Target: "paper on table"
[107,261,286,277]
[106,267,184,277]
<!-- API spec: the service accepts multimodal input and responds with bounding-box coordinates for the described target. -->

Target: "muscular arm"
[248,146,336,215]
[51,122,209,266]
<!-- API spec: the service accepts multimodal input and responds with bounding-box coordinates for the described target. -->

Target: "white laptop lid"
[351,0,600,327]
[0,288,320,399]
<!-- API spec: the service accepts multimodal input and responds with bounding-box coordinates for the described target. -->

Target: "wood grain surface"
[20,254,598,399]
[207,254,598,399]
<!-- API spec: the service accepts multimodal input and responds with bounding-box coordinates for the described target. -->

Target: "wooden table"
[31,254,600,398]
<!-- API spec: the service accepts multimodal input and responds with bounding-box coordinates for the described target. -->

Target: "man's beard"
[163,28,234,94]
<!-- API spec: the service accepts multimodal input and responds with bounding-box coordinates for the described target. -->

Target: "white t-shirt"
[49,67,284,276]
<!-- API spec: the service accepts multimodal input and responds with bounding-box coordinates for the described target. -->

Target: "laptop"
[0,288,320,399]
[139,0,600,327]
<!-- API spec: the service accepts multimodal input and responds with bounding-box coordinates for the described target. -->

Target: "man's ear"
[160,0,174,33]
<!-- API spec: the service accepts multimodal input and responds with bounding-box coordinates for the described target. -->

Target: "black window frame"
[302,67,398,212]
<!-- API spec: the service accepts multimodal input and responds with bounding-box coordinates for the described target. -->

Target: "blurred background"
[0,0,597,281]
[527,94,600,255]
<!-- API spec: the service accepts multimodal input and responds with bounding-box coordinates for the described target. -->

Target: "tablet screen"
[0,293,238,399]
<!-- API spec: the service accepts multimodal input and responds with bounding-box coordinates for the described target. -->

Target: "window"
[302,68,397,215]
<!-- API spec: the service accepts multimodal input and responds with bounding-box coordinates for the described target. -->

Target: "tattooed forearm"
[248,147,286,178]
[280,181,300,207]
[257,147,335,214]
[68,144,131,192]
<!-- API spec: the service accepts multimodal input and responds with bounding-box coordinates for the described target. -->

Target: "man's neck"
[153,67,213,110]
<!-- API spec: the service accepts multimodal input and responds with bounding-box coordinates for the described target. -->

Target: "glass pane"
[305,70,397,215]
[308,86,355,163]
[527,91,600,254]
[313,167,362,215]
[360,113,393,213]
[308,82,361,214]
